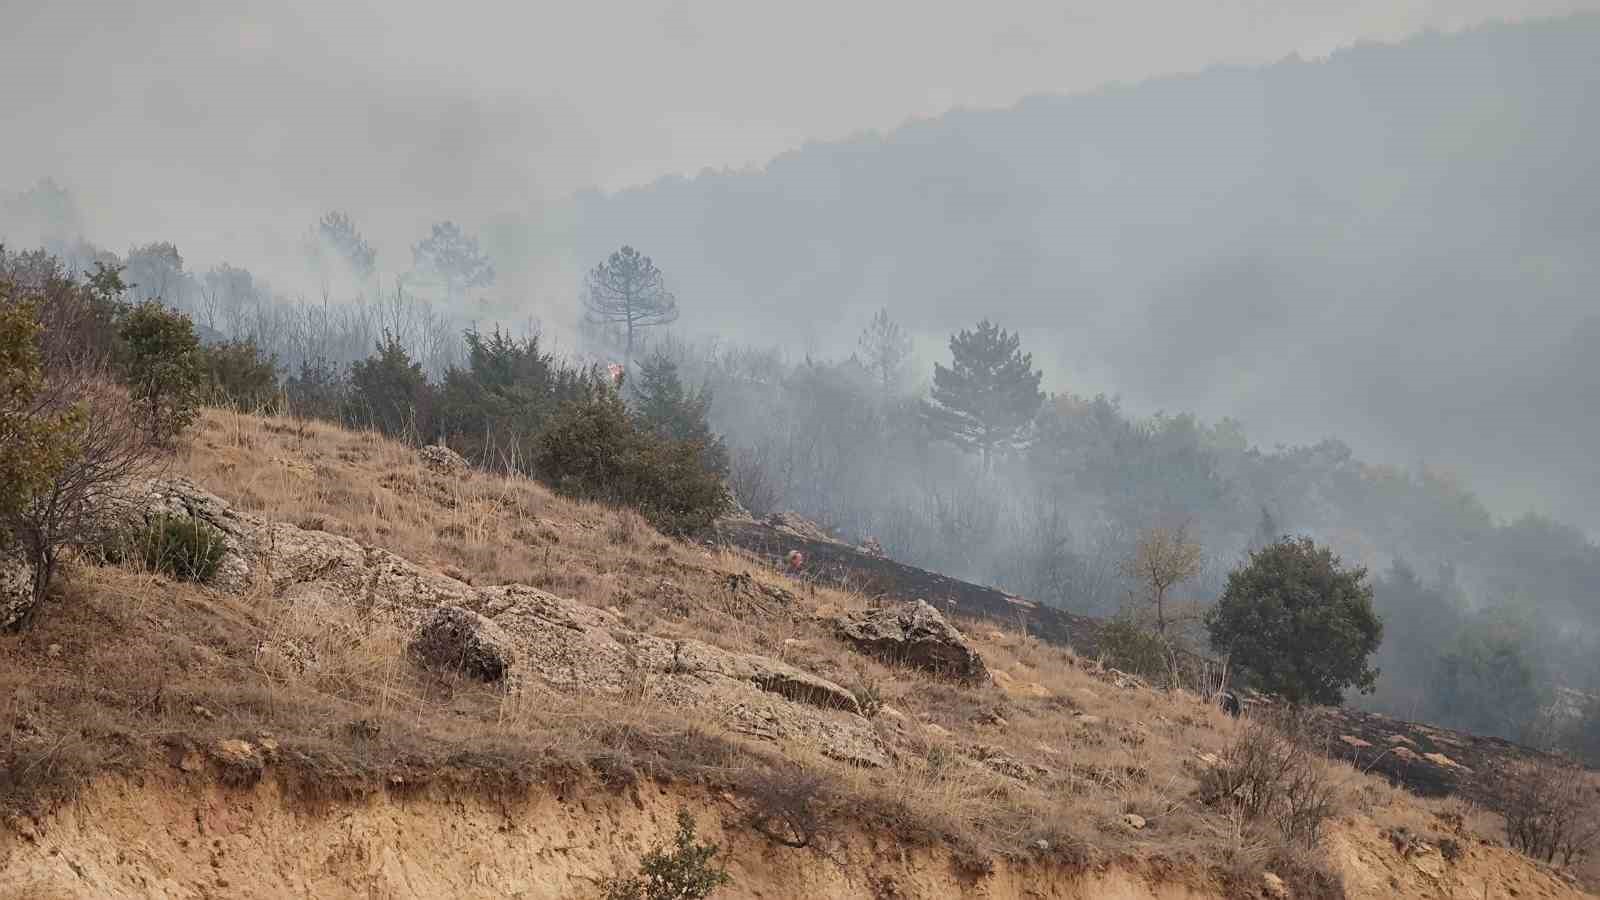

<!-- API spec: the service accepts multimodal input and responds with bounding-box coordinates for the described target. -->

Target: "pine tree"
[412,221,494,303]
[630,350,727,477]
[858,307,913,393]
[583,246,679,365]
[921,319,1044,469]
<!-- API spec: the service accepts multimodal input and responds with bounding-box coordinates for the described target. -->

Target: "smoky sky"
[3,0,1593,262]
[4,0,1598,530]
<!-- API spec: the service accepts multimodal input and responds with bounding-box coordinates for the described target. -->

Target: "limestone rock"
[1121,813,1147,830]
[418,444,469,477]
[834,599,987,682]
[472,583,888,767]
[411,605,516,682]
[101,477,263,591]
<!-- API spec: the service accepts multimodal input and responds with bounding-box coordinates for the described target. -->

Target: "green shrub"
[200,338,279,409]
[139,516,227,583]
[534,387,729,535]
[119,300,203,444]
[603,809,732,900]
[1098,616,1173,680]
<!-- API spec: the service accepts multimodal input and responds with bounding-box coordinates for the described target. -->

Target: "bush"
[1099,616,1173,681]
[200,338,278,409]
[349,332,434,441]
[534,387,730,535]
[1198,713,1339,849]
[1494,755,1600,867]
[283,356,350,423]
[138,516,227,583]
[741,765,832,849]
[119,300,203,445]
[603,809,732,900]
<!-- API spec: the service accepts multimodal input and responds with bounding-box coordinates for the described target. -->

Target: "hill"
[572,14,1600,534]
[2,408,1596,898]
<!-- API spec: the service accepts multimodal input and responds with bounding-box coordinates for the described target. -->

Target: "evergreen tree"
[119,301,203,444]
[922,319,1044,469]
[316,211,377,281]
[412,221,494,303]
[630,350,728,476]
[858,307,913,393]
[583,246,679,365]
[349,332,433,440]
[1206,537,1384,705]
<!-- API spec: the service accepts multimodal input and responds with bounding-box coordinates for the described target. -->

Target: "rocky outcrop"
[1,549,37,631]
[835,600,988,682]
[472,583,888,767]
[84,478,888,768]
[764,511,836,544]
[411,605,516,682]
[418,444,469,477]
[99,477,264,591]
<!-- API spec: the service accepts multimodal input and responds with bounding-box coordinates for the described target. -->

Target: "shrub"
[1198,713,1339,849]
[349,332,434,441]
[200,338,279,409]
[0,297,80,524]
[1494,755,1600,866]
[741,765,831,849]
[138,516,227,583]
[534,387,729,535]
[1099,616,1173,681]
[603,809,732,900]
[1206,537,1383,706]
[119,300,203,445]
[283,356,350,423]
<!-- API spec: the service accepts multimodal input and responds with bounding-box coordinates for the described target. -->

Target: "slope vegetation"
[1,408,1593,898]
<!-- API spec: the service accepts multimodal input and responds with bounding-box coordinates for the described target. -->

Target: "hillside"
[2,408,1596,898]
[573,14,1600,535]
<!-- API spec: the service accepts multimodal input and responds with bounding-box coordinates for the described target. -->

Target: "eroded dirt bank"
[3,773,1590,900]
[2,774,1219,900]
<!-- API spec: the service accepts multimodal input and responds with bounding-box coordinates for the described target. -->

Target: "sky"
[3,0,1595,266]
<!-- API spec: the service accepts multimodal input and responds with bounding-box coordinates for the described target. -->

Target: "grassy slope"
[1,407,1592,896]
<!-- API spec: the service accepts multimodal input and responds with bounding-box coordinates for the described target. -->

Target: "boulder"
[99,477,264,591]
[0,550,37,631]
[418,444,469,477]
[411,605,516,682]
[834,600,988,682]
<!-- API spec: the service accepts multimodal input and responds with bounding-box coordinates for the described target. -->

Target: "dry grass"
[0,406,1547,891]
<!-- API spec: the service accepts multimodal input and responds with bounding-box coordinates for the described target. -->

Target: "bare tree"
[583,245,679,366]
[1120,524,1204,635]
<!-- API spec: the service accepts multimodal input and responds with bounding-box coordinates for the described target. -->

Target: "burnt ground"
[1306,705,1553,807]
[717,517,1580,812]
[716,518,1109,655]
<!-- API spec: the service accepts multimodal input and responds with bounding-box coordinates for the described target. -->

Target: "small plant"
[139,515,227,583]
[1197,713,1339,849]
[850,677,884,719]
[603,809,732,900]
